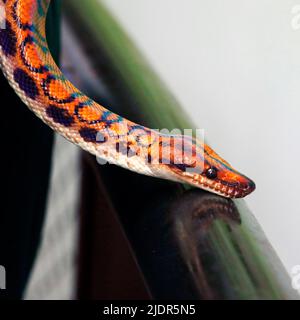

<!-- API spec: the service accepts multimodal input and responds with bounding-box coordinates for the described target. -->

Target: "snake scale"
[0,0,255,198]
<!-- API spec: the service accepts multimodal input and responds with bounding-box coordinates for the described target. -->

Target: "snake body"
[0,0,255,198]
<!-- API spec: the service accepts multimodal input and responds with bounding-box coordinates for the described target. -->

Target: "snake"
[0,0,255,198]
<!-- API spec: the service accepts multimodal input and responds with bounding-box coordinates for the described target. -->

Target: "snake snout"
[233,178,256,198]
[242,179,256,195]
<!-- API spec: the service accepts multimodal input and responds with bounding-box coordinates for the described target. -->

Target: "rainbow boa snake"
[0,0,255,198]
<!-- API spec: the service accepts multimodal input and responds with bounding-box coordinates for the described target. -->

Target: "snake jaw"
[194,175,256,198]
[169,168,255,198]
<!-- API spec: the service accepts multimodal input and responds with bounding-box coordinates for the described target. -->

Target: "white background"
[102,0,300,275]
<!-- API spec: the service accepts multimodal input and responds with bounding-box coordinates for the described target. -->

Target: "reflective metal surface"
[169,191,241,299]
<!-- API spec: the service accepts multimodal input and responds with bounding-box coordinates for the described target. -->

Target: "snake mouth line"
[175,171,255,198]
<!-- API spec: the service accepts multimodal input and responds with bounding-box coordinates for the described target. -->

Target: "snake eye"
[205,166,218,179]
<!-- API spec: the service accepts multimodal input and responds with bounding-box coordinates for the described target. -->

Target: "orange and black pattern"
[0,0,255,198]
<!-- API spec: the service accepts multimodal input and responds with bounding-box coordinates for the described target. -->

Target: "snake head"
[162,135,255,198]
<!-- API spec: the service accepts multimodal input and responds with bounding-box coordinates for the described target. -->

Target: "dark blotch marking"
[0,20,17,56]
[46,105,74,127]
[13,68,39,99]
[79,127,107,144]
